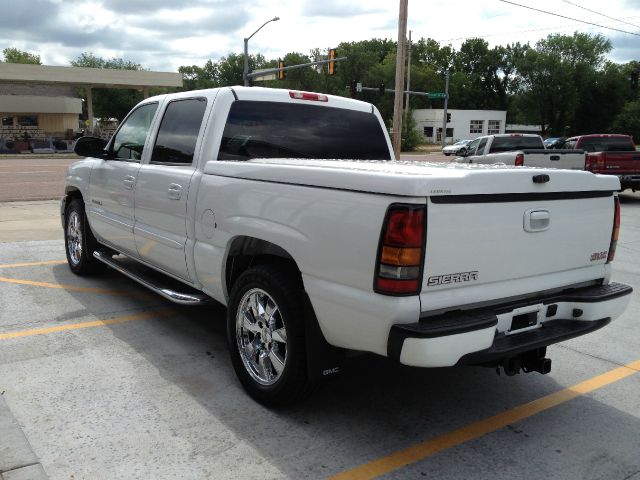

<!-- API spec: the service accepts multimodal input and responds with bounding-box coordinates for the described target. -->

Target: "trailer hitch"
[498,348,551,376]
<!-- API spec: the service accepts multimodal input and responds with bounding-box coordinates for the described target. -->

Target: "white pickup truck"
[454,133,586,169]
[62,87,631,405]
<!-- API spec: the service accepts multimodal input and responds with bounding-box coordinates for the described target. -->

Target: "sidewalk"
[0,201,62,243]
[0,396,47,479]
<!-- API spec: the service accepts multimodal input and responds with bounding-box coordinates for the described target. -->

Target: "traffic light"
[350,79,357,97]
[446,113,451,123]
[379,83,385,95]
[278,60,286,80]
[328,48,337,76]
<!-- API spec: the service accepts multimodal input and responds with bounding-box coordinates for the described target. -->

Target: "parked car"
[63,87,631,405]
[442,139,471,156]
[453,134,585,169]
[560,134,640,191]
[544,137,564,149]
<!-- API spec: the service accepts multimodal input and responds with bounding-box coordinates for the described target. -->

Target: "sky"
[1,0,638,72]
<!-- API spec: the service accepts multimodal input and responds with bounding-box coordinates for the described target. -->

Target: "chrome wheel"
[67,210,83,266]
[236,288,287,386]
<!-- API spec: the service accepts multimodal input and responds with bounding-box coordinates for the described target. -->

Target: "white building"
[412,109,506,144]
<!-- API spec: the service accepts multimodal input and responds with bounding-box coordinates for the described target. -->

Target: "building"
[412,109,506,144]
[505,123,543,134]
[0,63,182,144]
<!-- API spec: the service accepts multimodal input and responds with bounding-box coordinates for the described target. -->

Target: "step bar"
[93,250,213,305]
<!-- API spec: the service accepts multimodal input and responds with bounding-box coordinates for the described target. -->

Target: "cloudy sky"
[2,0,639,72]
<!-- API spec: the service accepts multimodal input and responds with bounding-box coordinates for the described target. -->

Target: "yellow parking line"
[0,276,139,297]
[0,260,66,269]
[329,360,640,480]
[0,308,174,341]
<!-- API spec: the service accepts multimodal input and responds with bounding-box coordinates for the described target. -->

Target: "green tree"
[71,52,146,120]
[3,47,41,64]
[612,99,640,141]
[514,33,613,135]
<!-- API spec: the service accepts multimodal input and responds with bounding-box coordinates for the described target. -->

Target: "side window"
[151,98,207,165]
[111,103,158,161]
[476,137,488,155]
[466,138,480,155]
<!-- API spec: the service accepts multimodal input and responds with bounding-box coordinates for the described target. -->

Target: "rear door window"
[218,101,391,160]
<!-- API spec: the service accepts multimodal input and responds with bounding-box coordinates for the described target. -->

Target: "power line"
[498,0,640,37]
[438,16,640,43]
[561,0,640,30]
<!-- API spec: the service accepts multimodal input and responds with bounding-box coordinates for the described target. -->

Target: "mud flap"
[303,293,346,382]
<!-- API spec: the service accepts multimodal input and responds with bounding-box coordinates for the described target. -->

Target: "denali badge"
[427,271,479,286]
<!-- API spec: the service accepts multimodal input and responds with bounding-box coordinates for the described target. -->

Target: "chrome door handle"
[168,183,182,200]
[123,175,136,190]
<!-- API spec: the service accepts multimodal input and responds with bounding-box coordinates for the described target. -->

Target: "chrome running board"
[93,250,213,305]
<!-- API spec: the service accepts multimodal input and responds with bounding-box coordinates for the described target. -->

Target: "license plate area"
[502,304,543,335]
[510,312,537,331]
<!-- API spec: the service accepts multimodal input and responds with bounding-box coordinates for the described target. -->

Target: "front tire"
[64,199,105,276]
[227,264,312,406]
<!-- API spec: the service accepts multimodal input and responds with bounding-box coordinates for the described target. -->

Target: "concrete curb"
[0,396,48,480]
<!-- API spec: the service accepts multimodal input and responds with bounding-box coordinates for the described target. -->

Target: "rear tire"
[227,264,313,406]
[64,198,105,276]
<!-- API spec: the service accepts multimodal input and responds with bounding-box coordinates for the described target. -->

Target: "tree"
[514,33,614,135]
[71,52,146,120]
[3,47,41,64]
[612,99,640,141]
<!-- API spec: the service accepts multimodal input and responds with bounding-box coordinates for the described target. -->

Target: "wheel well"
[225,236,300,297]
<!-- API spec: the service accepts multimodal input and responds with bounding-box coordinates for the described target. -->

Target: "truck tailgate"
[603,151,640,174]
[420,169,617,312]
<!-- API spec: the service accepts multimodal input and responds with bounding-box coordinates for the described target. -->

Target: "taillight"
[585,152,605,171]
[289,90,328,102]
[374,204,426,295]
[515,153,524,166]
[607,196,620,263]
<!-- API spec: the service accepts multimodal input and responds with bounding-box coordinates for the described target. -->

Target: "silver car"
[442,139,471,156]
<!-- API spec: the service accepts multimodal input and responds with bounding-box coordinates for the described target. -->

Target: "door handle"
[123,175,136,190]
[168,183,182,200]
[550,155,560,161]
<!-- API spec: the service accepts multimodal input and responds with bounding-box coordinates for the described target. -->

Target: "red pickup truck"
[561,134,640,191]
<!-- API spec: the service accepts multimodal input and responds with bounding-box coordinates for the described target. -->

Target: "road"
[0,189,638,478]
[0,156,77,202]
[0,154,450,203]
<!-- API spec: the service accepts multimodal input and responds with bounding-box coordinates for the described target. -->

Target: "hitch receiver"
[500,348,551,376]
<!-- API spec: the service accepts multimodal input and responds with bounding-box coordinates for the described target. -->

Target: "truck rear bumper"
[388,282,632,368]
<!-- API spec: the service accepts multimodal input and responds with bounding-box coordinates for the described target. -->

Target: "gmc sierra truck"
[454,133,586,169]
[62,87,632,405]
[560,134,640,191]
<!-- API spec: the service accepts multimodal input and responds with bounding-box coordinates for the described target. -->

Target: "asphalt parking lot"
[0,192,639,479]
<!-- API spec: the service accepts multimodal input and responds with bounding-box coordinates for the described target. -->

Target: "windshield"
[218,101,391,161]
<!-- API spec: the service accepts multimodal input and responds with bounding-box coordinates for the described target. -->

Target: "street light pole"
[243,16,280,87]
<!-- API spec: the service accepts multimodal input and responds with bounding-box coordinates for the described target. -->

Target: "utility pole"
[243,16,280,87]
[441,70,450,148]
[404,30,412,126]
[392,0,408,159]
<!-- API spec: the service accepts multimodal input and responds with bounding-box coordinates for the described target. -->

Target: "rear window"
[218,101,391,161]
[577,137,635,152]
[489,136,544,153]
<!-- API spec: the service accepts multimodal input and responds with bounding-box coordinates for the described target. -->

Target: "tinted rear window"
[489,136,544,153]
[218,101,391,160]
[578,137,635,152]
